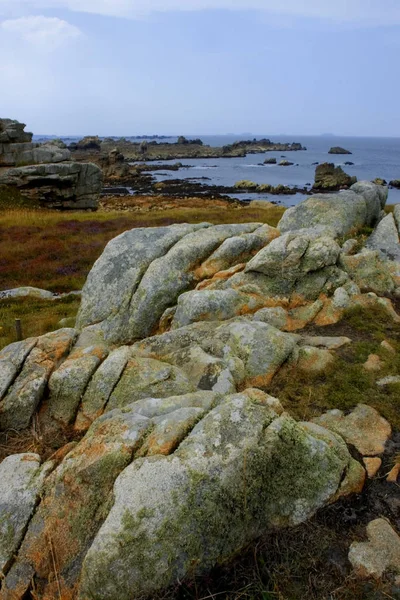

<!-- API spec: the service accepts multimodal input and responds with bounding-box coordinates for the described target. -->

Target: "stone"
[264,157,277,164]
[0,454,46,575]
[377,375,400,387]
[366,213,400,261]
[328,146,352,154]
[297,347,334,373]
[76,223,207,343]
[312,162,354,191]
[253,306,289,329]
[313,404,392,456]
[341,239,359,255]
[387,463,400,483]
[363,354,383,372]
[0,328,77,431]
[77,223,263,345]
[381,340,396,353]
[299,336,351,350]
[79,391,354,600]
[171,289,257,329]
[46,344,109,426]
[363,457,382,478]
[0,119,32,144]
[0,162,102,209]
[279,159,294,166]
[0,337,37,401]
[105,357,196,412]
[76,135,102,151]
[349,519,400,579]
[0,286,55,301]
[193,224,280,280]
[278,182,384,237]
[340,251,395,295]
[133,318,298,390]
[76,346,132,429]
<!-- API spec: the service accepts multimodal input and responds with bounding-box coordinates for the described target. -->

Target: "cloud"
[0,0,400,26]
[0,15,81,47]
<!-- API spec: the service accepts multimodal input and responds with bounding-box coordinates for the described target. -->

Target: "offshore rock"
[312,162,355,191]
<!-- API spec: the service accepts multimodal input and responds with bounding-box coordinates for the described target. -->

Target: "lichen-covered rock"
[313,404,392,456]
[75,346,132,430]
[278,182,384,237]
[297,346,334,373]
[366,213,400,261]
[0,329,77,431]
[105,357,196,412]
[340,250,395,294]
[349,519,400,579]
[0,454,46,576]
[134,318,298,389]
[76,223,208,343]
[79,390,355,600]
[77,223,263,345]
[312,162,355,191]
[0,337,37,401]
[193,224,279,280]
[46,345,109,426]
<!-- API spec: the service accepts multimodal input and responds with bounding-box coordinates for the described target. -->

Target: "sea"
[34,134,400,206]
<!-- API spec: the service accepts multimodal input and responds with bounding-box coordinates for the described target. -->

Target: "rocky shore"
[1,181,400,599]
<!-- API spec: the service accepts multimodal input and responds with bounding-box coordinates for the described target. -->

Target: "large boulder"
[0,389,359,599]
[76,223,265,344]
[365,212,400,261]
[278,182,386,237]
[0,162,103,209]
[312,162,355,191]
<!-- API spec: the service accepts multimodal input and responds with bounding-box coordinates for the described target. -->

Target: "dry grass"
[0,296,80,350]
[0,203,284,293]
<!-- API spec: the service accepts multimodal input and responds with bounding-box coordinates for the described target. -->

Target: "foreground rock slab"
[313,404,392,456]
[349,519,400,580]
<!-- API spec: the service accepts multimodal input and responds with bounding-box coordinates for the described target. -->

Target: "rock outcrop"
[0,119,70,167]
[0,162,103,209]
[0,118,102,209]
[312,162,356,191]
[1,180,400,599]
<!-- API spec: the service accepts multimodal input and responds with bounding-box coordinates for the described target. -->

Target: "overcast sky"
[1,1,399,136]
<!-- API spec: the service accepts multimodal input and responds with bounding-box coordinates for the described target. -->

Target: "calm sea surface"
[35,134,400,206]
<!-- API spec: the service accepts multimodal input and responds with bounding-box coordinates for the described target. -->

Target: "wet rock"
[349,519,400,579]
[312,162,355,191]
[313,404,392,456]
[264,157,277,164]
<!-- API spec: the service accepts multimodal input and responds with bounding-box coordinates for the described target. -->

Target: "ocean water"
[34,133,400,206]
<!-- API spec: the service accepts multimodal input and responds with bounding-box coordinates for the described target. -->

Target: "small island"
[328,146,352,155]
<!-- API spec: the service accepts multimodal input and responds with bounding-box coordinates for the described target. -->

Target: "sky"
[1,1,400,137]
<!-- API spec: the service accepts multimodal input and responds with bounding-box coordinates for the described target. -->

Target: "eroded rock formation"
[0,181,399,598]
[0,119,102,209]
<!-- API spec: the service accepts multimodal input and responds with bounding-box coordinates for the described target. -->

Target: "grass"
[0,203,285,293]
[269,303,400,430]
[0,296,80,350]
